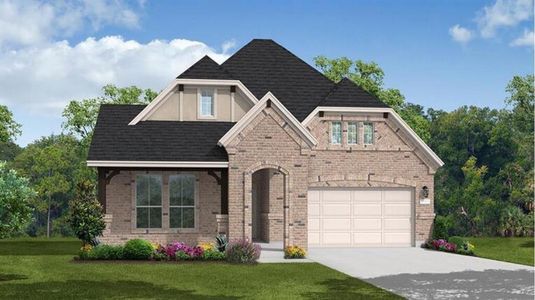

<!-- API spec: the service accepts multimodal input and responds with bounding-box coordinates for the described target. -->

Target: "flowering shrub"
[284,245,306,259]
[423,238,476,256]
[198,242,216,252]
[423,239,457,253]
[225,239,261,264]
[158,242,204,260]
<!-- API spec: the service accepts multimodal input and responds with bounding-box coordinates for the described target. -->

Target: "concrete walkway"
[257,242,313,263]
[308,247,534,299]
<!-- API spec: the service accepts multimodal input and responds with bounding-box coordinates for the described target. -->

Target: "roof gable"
[177,55,233,80]
[219,92,318,148]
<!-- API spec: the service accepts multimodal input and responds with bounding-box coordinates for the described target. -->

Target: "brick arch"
[243,161,291,248]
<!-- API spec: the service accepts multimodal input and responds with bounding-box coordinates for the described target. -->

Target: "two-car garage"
[308,188,414,247]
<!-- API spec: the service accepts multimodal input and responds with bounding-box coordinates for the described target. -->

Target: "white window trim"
[168,174,198,230]
[197,87,217,119]
[134,174,163,230]
[347,122,358,145]
[363,122,374,145]
[330,121,342,145]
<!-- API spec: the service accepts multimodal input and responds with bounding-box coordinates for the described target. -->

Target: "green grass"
[462,237,534,266]
[0,238,401,299]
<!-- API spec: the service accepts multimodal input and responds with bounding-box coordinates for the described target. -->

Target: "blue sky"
[0,0,532,146]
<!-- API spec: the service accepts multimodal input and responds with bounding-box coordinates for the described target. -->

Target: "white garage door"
[308,188,413,247]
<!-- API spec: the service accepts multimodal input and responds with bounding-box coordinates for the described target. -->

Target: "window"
[347,122,358,144]
[199,89,215,117]
[136,175,162,228]
[363,122,374,145]
[330,121,342,144]
[169,174,196,229]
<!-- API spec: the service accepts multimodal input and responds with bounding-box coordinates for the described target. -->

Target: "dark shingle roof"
[175,39,388,120]
[88,105,232,162]
[320,78,388,108]
[178,55,233,80]
[220,39,335,121]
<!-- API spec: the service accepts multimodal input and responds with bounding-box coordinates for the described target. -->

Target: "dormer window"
[199,88,216,118]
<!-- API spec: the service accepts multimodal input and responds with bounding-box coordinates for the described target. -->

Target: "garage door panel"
[323,232,351,245]
[323,190,351,202]
[323,204,351,216]
[384,204,411,216]
[384,218,411,230]
[308,218,320,231]
[355,190,382,202]
[384,190,412,202]
[354,232,382,244]
[354,204,381,216]
[323,218,351,230]
[309,203,320,216]
[354,218,381,230]
[384,232,411,245]
[308,232,320,245]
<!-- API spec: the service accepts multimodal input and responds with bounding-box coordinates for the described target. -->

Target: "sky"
[0,0,533,146]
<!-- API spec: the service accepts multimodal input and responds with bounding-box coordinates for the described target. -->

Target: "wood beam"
[220,169,228,214]
[97,167,107,213]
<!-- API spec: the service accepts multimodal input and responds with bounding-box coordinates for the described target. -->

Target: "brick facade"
[102,108,436,248]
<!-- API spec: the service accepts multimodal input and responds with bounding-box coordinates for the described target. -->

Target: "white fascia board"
[86,160,229,168]
[218,92,318,148]
[128,79,258,125]
[302,106,444,168]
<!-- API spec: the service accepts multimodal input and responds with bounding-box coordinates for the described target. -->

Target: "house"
[87,39,443,249]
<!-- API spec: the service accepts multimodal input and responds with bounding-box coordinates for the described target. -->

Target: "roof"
[175,39,387,121]
[320,78,388,108]
[177,55,233,80]
[88,105,233,162]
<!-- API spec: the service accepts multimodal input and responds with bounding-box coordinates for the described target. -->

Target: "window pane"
[182,208,195,228]
[331,122,341,144]
[169,176,181,206]
[182,176,195,206]
[136,207,149,228]
[169,207,181,228]
[149,207,162,228]
[136,176,149,206]
[200,90,214,116]
[149,176,162,206]
[364,122,374,144]
[348,122,357,144]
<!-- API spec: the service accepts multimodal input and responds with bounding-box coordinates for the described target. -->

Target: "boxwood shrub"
[123,239,153,260]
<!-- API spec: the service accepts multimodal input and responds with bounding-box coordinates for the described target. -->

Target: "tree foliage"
[62,84,157,141]
[0,162,35,238]
[68,180,105,245]
[0,105,21,143]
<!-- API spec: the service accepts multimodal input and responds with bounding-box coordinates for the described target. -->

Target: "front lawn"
[0,238,401,299]
[465,237,534,266]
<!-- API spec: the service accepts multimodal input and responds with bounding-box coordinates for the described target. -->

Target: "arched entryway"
[244,163,290,249]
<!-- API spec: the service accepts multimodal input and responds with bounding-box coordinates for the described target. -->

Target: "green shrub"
[433,215,454,240]
[175,250,191,261]
[202,249,225,261]
[123,239,153,260]
[88,244,124,260]
[456,241,475,256]
[448,236,466,248]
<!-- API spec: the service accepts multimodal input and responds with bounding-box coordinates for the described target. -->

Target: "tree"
[11,135,81,237]
[314,56,431,141]
[0,105,21,143]
[68,180,105,245]
[62,85,157,141]
[0,162,35,238]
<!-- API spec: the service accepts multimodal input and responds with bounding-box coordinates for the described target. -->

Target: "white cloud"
[477,0,533,38]
[222,39,237,54]
[0,0,143,47]
[449,24,474,44]
[0,36,230,114]
[510,28,534,47]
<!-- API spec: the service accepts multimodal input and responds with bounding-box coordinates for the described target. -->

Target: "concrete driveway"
[308,247,534,299]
